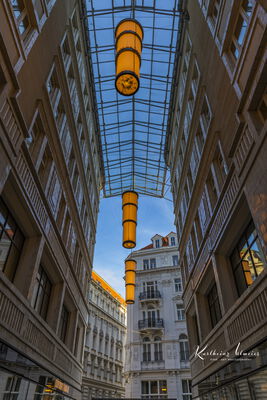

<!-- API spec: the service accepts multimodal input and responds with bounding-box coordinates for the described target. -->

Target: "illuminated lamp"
[125,258,136,304]
[122,190,138,249]
[115,19,144,96]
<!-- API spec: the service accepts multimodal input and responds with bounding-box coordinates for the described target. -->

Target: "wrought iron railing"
[138,318,164,329]
[139,290,161,300]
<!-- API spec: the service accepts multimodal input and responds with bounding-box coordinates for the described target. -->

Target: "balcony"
[139,290,161,304]
[138,318,164,332]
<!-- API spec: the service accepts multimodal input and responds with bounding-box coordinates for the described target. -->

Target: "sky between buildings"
[93,190,176,297]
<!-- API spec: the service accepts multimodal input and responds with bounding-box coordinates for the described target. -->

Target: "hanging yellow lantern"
[122,190,138,248]
[125,259,136,304]
[115,19,144,96]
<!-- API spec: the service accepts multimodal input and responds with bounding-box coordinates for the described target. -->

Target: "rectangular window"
[155,239,160,248]
[176,304,185,320]
[230,220,266,296]
[173,255,179,266]
[58,304,69,343]
[175,278,182,292]
[141,380,167,398]
[11,0,30,38]
[182,380,192,400]
[3,376,21,399]
[0,197,24,281]
[180,339,189,361]
[150,258,156,269]
[143,259,149,270]
[230,0,253,61]
[31,265,52,320]
[170,236,176,246]
[207,283,222,328]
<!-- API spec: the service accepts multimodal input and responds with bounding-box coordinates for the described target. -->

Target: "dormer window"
[155,239,160,248]
[170,237,176,246]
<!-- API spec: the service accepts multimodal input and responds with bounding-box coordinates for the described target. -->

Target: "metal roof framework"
[84,0,182,198]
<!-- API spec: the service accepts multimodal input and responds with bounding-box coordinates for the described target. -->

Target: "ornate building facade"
[125,233,192,400]
[166,0,267,399]
[0,0,103,398]
[83,271,127,399]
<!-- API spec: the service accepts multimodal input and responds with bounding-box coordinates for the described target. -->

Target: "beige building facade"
[0,0,103,399]
[83,271,127,399]
[166,0,267,399]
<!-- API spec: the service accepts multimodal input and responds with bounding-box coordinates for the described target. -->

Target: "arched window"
[143,337,151,362]
[179,334,189,361]
[154,336,163,361]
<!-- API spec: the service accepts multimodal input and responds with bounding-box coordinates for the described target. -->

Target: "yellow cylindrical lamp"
[115,19,144,96]
[125,259,136,304]
[122,191,138,249]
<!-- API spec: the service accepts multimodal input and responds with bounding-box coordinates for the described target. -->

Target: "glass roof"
[85,0,181,198]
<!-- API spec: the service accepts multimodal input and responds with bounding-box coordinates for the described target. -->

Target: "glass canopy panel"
[85,0,181,197]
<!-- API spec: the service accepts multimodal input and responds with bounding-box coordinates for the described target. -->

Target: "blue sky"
[93,193,176,297]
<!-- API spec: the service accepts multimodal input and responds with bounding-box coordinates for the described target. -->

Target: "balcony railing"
[139,290,161,301]
[138,318,164,330]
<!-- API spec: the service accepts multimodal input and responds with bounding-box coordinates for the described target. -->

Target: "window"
[257,89,267,125]
[58,304,69,343]
[154,337,163,361]
[11,0,30,38]
[174,278,182,292]
[179,334,189,361]
[207,283,222,328]
[200,96,211,133]
[209,0,221,26]
[230,1,253,61]
[173,255,179,266]
[230,221,266,296]
[155,239,160,248]
[31,265,52,320]
[143,281,158,298]
[28,113,45,163]
[150,258,156,269]
[170,236,176,246]
[3,376,21,400]
[141,380,167,399]
[0,198,24,281]
[206,170,218,210]
[143,337,151,362]
[182,380,192,400]
[37,144,53,191]
[212,145,227,190]
[176,304,185,320]
[143,259,149,270]
[195,124,205,158]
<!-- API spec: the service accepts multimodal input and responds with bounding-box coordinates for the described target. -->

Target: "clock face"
[116,73,139,96]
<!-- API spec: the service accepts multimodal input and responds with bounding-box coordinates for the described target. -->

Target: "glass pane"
[0,233,12,270]
[19,16,29,35]
[250,238,266,275]
[234,265,247,295]
[234,15,248,46]
[142,382,149,395]
[150,381,158,394]
[242,0,253,16]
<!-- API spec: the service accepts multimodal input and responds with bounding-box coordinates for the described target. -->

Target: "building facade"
[166,0,267,399]
[0,0,103,399]
[125,233,192,400]
[83,271,126,399]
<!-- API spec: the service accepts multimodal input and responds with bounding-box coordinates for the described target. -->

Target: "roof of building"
[139,232,176,250]
[91,271,126,306]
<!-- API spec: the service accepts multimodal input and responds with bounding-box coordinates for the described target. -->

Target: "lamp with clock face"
[115,19,143,96]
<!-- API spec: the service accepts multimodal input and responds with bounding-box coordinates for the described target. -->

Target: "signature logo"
[194,342,259,361]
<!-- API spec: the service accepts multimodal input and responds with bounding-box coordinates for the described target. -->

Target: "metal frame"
[83,0,183,198]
